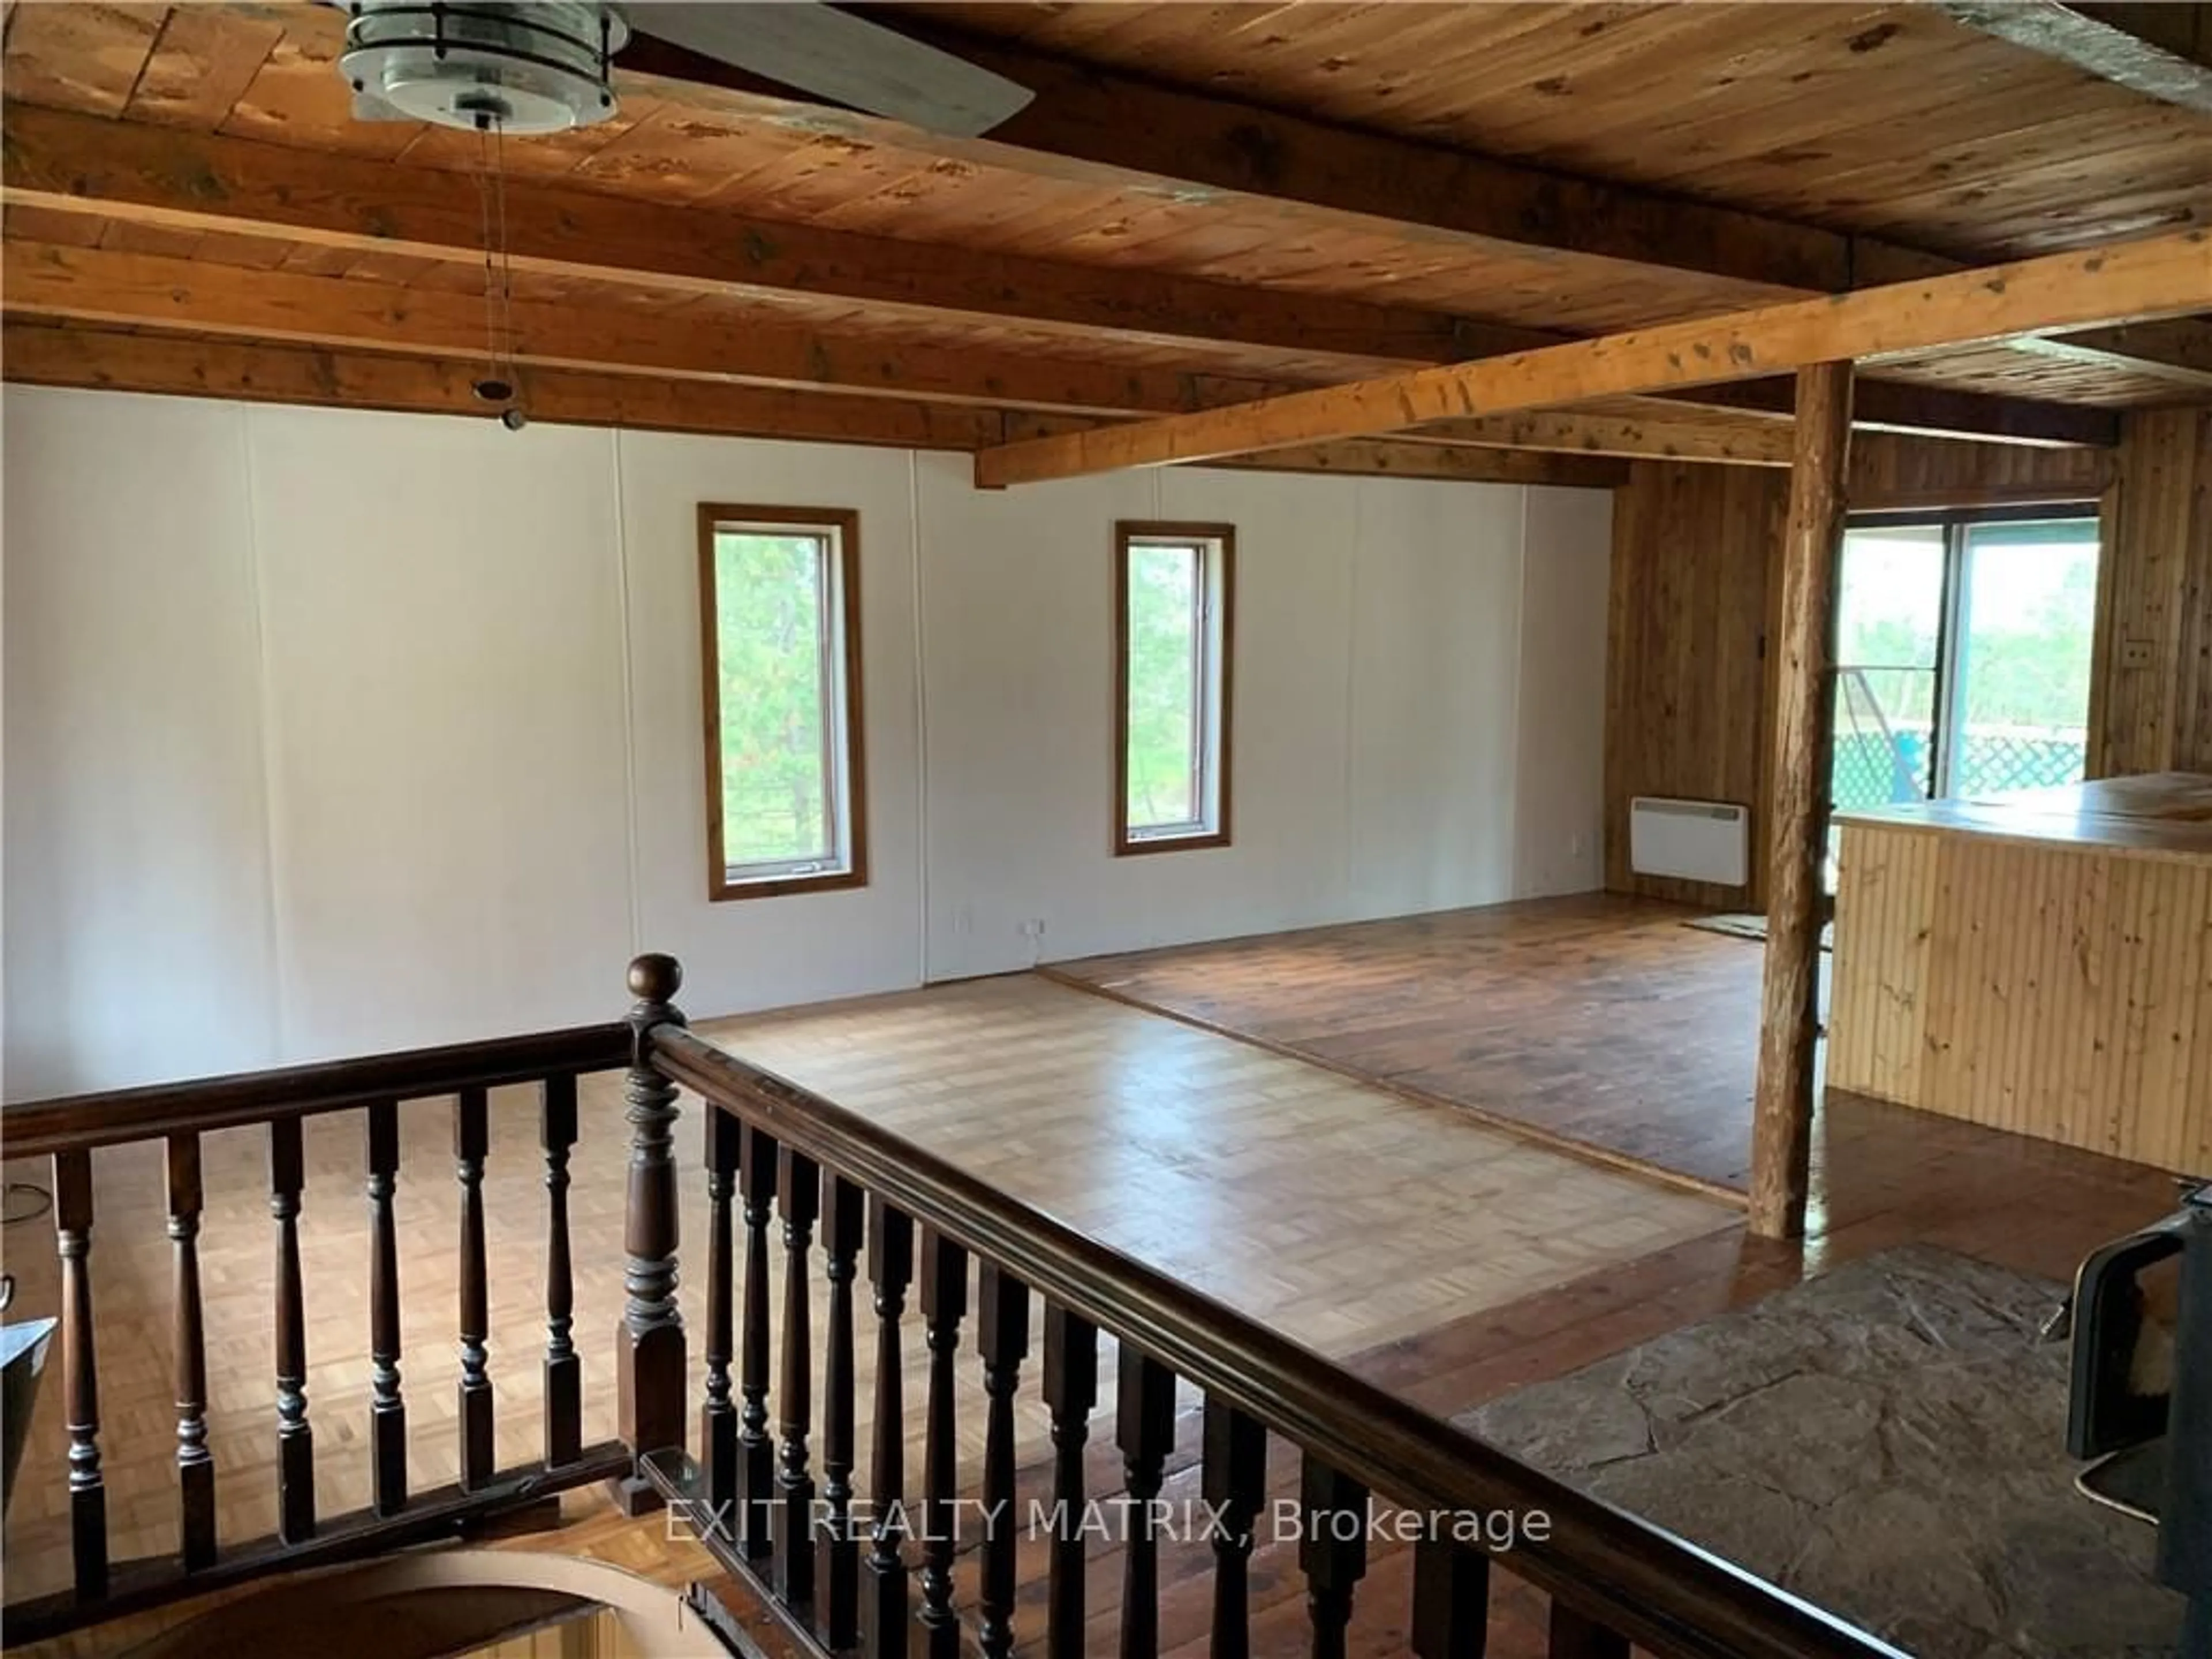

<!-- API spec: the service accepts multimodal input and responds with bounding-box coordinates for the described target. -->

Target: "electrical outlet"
[1018,918,1047,939]
[2120,638,2155,671]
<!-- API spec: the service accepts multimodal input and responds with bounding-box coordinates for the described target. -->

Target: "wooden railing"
[615,955,1904,1659]
[0,1021,637,1644]
[2,955,1902,1656]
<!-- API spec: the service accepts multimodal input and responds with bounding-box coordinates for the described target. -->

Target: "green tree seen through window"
[716,531,833,868]
[1125,544,1201,828]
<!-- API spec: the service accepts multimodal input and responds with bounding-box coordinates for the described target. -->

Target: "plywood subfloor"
[1049,893,1768,1196]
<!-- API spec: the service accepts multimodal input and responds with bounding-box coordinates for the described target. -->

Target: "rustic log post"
[1751,359,1854,1241]
[613,952,687,1514]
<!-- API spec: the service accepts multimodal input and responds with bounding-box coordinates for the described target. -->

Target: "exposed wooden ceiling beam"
[1668,378,2116,448]
[2005,318,2212,393]
[0,240,1303,416]
[671,14,1907,294]
[973,230,2212,486]
[0,322,1003,448]
[0,105,2114,450]
[1937,2,2212,113]
[0,323,1625,488]
[0,243,1848,469]
[1413,410,1796,467]
[0,104,1539,370]
[634,10,2212,388]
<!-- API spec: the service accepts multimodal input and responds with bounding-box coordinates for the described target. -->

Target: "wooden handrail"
[1,1018,637,1644]
[648,1022,1902,1659]
[0,1023,632,1158]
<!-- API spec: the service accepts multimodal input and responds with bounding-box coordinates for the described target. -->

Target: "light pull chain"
[472,116,527,429]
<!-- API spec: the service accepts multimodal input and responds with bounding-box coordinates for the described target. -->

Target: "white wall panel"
[1344,479,1526,919]
[2,391,278,1093]
[245,408,632,1056]
[1515,486,1612,897]
[915,456,1149,978]
[2,385,1615,1091]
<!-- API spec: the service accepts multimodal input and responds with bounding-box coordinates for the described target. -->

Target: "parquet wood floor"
[1048,893,1777,1197]
[0,975,1727,1626]
[3,919,2184,1658]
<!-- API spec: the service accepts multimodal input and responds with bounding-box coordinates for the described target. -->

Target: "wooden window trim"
[1113,520,1236,858]
[698,503,869,903]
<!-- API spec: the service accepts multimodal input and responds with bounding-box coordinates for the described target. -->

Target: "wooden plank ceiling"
[2,1,2207,476]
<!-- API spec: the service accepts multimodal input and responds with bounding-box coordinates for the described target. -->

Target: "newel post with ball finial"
[612,952,687,1514]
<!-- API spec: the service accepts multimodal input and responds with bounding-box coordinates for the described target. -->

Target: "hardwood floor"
[707,976,1732,1354]
[0,975,1727,1619]
[3,911,2186,1657]
[1049,893,1774,1196]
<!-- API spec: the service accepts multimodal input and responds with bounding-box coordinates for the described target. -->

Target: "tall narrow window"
[699,505,866,900]
[1115,521,1234,855]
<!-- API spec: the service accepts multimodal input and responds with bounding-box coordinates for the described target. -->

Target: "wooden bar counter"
[1828,771,2212,1174]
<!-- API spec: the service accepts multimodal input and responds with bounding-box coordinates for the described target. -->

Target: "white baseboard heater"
[1630,796,1749,887]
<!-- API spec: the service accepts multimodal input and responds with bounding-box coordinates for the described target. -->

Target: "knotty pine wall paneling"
[1603,461,1789,909]
[2091,407,2212,778]
[1604,435,2135,911]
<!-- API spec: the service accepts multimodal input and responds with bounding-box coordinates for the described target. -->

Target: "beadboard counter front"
[1828,772,2212,1173]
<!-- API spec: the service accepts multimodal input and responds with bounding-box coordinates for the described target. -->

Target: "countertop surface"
[1836,770,2212,859]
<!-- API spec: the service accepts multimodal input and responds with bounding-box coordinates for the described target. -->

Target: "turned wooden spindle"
[1412,1537,1491,1659]
[365,1100,407,1515]
[1117,1346,1177,1659]
[917,1228,968,1659]
[270,1118,316,1540]
[615,953,687,1514]
[862,1198,914,1659]
[454,1086,494,1493]
[1041,1306,1098,1658]
[738,1123,780,1558]
[702,1108,742,1526]
[819,1172,866,1649]
[772,1146,821,1607]
[54,1148,106,1600]
[1300,1459,1369,1659]
[1548,1600,1630,1659]
[542,1074,582,1468]
[976,1263,1031,1659]
[1202,1399,1266,1659]
[166,1133,216,1572]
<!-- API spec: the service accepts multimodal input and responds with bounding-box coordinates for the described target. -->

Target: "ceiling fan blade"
[622,2,1032,135]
